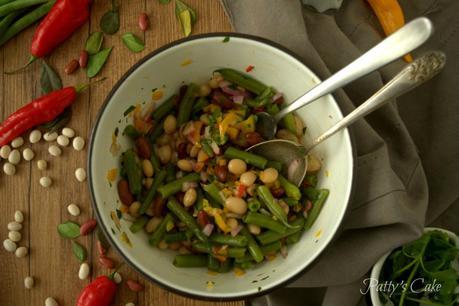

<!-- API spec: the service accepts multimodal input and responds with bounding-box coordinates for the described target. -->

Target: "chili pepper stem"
[75,77,107,93]
[4,55,37,75]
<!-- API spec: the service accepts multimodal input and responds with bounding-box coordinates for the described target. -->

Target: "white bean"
[183,188,197,207]
[8,221,22,231]
[225,197,248,215]
[78,262,90,280]
[45,297,59,306]
[39,176,52,188]
[48,145,62,157]
[3,239,17,252]
[259,168,278,184]
[24,276,34,289]
[8,149,20,164]
[75,168,87,182]
[126,303,135,306]
[56,135,69,147]
[22,148,35,161]
[14,210,24,223]
[248,224,261,235]
[141,159,154,177]
[228,159,247,176]
[240,171,257,186]
[11,137,24,148]
[0,144,11,159]
[37,159,48,170]
[15,246,28,258]
[145,217,162,233]
[8,230,21,242]
[3,162,16,175]
[307,154,321,173]
[43,132,58,142]
[177,159,193,172]
[129,201,141,216]
[29,130,42,143]
[67,203,80,216]
[61,127,75,138]
[157,145,171,164]
[113,272,122,284]
[163,115,177,134]
[72,136,85,151]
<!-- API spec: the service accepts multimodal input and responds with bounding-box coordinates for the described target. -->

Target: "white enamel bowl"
[88,34,354,299]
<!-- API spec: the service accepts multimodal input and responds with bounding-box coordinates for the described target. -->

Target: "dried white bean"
[248,224,261,235]
[113,272,122,284]
[67,203,80,216]
[61,127,75,138]
[183,188,197,207]
[37,159,48,170]
[240,171,257,186]
[45,297,59,306]
[3,162,16,175]
[14,210,24,223]
[8,230,21,242]
[163,115,177,134]
[72,136,85,151]
[78,262,90,280]
[11,137,24,148]
[126,303,135,306]
[8,149,20,164]
[22,148,35,161]
[39,176,52,188]
[15,246,28,258]
[141,159,154,177]
[43,132,58,142]
[3,239,17,252]
[7,221,22,231]
[145,217,162,233]
[24,276,34,289]
[75,168,86,182]
[225,197,248,215]
[48,145,62,157]
[57,135,69,147]
[177,159,193,172]
[29,130,42,143]
[228,159,247,176]
[259,168,279,184]
[0,145,11,159]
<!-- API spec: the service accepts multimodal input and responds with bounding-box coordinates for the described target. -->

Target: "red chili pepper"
[245,65,255,73]
[76,275,117,306]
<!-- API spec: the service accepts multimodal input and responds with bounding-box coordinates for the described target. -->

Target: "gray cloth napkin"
[220,0,459,305]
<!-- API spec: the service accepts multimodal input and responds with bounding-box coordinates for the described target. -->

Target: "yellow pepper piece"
[237,115,256,134]
[178,10,192,37]
[203,104,221,113]
[219,112,239,139]
[202,199,231,233]
[214,213,231,233]
[227,127,239,141]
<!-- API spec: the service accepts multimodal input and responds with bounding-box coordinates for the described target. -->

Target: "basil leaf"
[87,47,113,78]
[121,32,145,53]
[85,31,104,55]
[71,241,87,262]
[57,221,80,239]
[40,60,62,95]
[39,107,72,133]
[159,0,170,3]
[100,9,120,35]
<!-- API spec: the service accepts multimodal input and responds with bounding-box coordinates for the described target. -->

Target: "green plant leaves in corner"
[87,47,113,78]
[85,31,104,55]
[121,32,145,53]
[175,0,196,37]
[57,221,80,239]
[40,60,62,95]
[71,241,87,262]
[100,0,120,35]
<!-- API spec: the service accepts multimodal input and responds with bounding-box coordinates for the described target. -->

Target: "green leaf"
[85,31,104,55]
[121,32,145,53]
[87,47,113,78]
[100,9,120,35]
[71,241,87,262]
[57,221,80,239]
[159,0,170,3]
[40,60,62,95]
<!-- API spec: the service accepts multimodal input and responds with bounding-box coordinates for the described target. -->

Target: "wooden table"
[0,1,245,305]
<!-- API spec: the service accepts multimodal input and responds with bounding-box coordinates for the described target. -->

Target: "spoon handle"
[275,17,433,122]
[309,51,446,150]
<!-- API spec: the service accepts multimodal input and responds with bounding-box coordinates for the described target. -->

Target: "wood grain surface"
[0,1,244,305]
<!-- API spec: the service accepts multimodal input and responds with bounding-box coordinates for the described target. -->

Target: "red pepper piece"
[76,275,117,306]
[245,65,255,73]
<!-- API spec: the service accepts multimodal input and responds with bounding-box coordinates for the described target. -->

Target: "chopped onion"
[280,245,288,258]
[200,171,208,182]
[202,224,214,237]
[272,92,283,102]
[182,182,197,192]
[210,141,220,155]
[288,158,302,182]
[204,126,211,138]
[218,80,231,88]
[231,225,242,237]
[232,95,244,104]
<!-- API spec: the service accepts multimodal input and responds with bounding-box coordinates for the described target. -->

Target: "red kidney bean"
[65,59,79,74]
[135,137,151,159]
[126,279,144,292]
[271,187,285,198]
[96,240,106,256]
[197,211,209,228]
[118,179,134,205]
[177,143,187,159]
[80,218,97,236]
[98,256,115,269]
[138,13,149,31]
[212,89,233,109]
[215,165,228,182]
[245,132,263,146]
[79,50,88,68]
[153,196,166,217]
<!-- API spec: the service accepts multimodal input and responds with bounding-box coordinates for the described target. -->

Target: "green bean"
[200,139,214,157]
[235,254,254,263]
[149,213,173,246]
[282,197,299,207]
[243,212,286,234]
[150,151,161,173]
[266,160,282,172]
[304,189,329,229]
[303,186,319,200]
[210,234,248,247]
[260,241,282,255]
[129,216,148,233]
[247,198,261,212]
[166,198,207,242]
[0,0,54,47]
[0,9,23,38]
[192,242,246,258]
[224,146,267,169]
[202,182,224,206]
[164,231,187,243]
[236,261,253,270]
[151,94,176,121]
[286,230,303,245]
[218,258,233,273]
[195,187,204,211]
[207,255,220,271]
[257,185,292,228]
[228,247,246,258]
[123,125,140,139]
[0,0,47,17]
[304,174,318,187]
[123,149,142,195]
[191,97,209,117]
[0,0,15,7]
[165,164,176,183]
[173,254,207,267]
[278,174,301,201]
[215,68,267,95]
[157,173,200,198]
[177,83,198,126]
[281,113,297,135]
[139,169,166,214]
[266,103,280,115]
[256,217,305,245]
[148,120,164,143]
[240,226,264,263]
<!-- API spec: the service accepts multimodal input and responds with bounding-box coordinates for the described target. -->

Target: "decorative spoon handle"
[275,17,433,122]
[308,51,446,151]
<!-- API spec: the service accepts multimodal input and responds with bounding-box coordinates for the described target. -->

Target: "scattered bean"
[45,297,58,306]
[3,238,17,252]
[0,145,11,159]
[225,197,248,215]
[8,221,22,231]
[48,145,62,157]
[118,179,134,205]
[79,50,89,68]
[57,135,69,146]
[177,143,187,159]
[157,145,171,164]
[43,132,58,142]
[39,176,52,188]
[228,159,247,176]
[24,276,34,289]
[78,262,90,280]
[142,159,154,177]
[135,137,151,159]
[72,136,85,151]
[8,149,20,164]
[138,12,149,31]
[80,219,97,236]
[22,148,35,161]
[75,168,87,182]
[129,201,141,216]
[67,203,81,216]
[65,59,79,75]
[14,210,24,223]
[240,171,257,186]
[248,224,261,235]
[245,132,263,146]
[11,136,24,148]
[183,188,197,207]
[29,130,42,143]
[15,246,28,258]
[226,218,238,230]
[189,145,200,158]
[177,159,193,172]
[163,115,177,134]
[37,160,47,170]
[98,256,115,269]
[197,149,209,162]
[3,162,16,175]
[96,240,106,256]
[259,168,278,184]
[62,127,75,138]
[8,230,21,242]
[113,272,122,284]
[145,217,162,233]
[126,279,144,292]
[271,187,285,198]
[215,165,228,182]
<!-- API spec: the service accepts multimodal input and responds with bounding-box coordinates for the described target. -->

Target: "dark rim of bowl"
[87,32,357,301]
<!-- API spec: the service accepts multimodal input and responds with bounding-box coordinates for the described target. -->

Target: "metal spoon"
[256,17,433,140]
[249,51,446,186]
